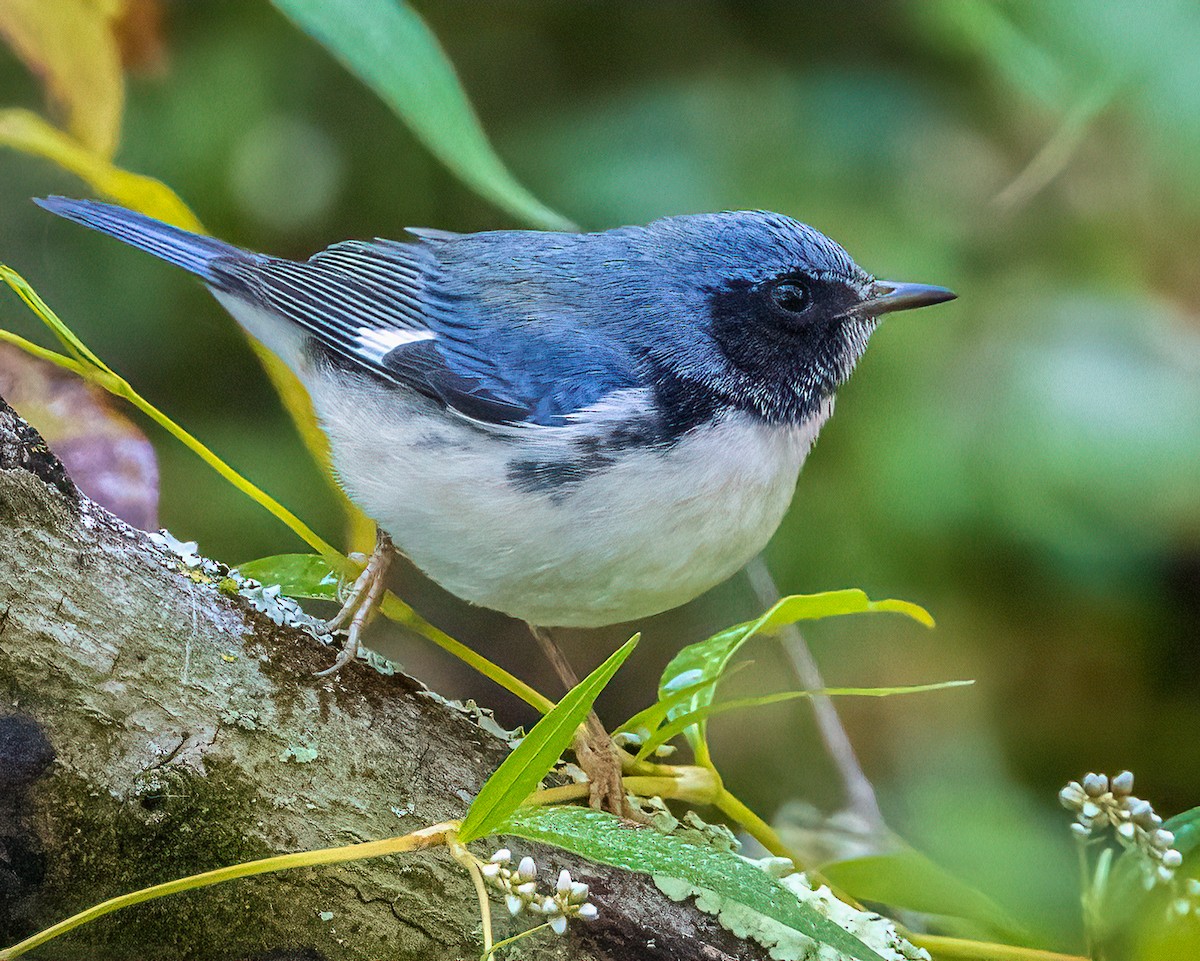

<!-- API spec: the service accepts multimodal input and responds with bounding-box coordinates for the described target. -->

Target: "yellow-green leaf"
[458,634,638,843]
[0,108,199,228]
[0,0,124,156]
[658,590,935,757]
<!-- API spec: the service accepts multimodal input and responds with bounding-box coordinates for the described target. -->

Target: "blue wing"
[213,237,646,426]
[36,197,645,427]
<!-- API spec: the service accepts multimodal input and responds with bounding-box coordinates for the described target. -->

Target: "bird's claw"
[574,722,643,822]
[316,531,393,676]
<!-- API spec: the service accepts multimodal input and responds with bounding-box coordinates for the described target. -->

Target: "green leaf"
[457,635,638,843]
[615,662,748,739]
[658,590,934,755]
[498,806,887,961]
[821,850,1028,942]
[635,681,971,761]
[271,0,573,230]
[236,553,341,600]
[1099,804,1200,953]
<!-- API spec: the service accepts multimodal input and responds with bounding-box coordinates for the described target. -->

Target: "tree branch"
[0,396,764,961]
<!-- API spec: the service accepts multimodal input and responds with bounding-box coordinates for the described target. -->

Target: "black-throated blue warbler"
[37,197,954,810]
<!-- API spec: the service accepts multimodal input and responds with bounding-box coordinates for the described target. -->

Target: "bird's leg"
[528,624,638,820]
[316,530,394,677]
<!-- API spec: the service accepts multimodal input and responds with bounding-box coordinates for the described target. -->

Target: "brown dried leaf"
[0,342,158,529]
[113,0,167,75]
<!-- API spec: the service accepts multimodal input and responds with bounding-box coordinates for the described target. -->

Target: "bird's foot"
[574,718,643,821]
[316,530,394,676]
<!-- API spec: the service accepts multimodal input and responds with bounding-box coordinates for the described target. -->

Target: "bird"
[36,196,955,813]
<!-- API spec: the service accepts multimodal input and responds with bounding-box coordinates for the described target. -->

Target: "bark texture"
[0,397,762,961]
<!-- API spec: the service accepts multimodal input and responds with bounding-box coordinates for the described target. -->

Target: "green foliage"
[1097,805,1200,959]
[635,681,970,762]
[457,635,638,843]
[499,805,887,961]
[271,0,573,230]
[236,552,340,600]
[657,590,933,758]
[822,849,1028,943]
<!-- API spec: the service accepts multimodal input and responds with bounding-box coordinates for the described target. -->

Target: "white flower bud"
[1059,783,1086,809]
[506,894,524,916]
[517,856,537,879]
[550,914,568,936]
[1083,773,1108,797]
[1127,798,1152,821]
[1162,849,1183,868]
[490,849,511,864]
[515,881,537,898]
[480,862,501,879]
[577,902,599,921]
[557,869,572,895]
[1111,771,1134,796]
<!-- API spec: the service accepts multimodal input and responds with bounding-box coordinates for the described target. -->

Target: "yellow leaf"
[0,108,200,228]
[0,0,124,157]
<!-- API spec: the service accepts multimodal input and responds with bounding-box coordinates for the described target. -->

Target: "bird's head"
[634,210,955,424]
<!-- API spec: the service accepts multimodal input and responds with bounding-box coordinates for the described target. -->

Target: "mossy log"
[0,397,761,961]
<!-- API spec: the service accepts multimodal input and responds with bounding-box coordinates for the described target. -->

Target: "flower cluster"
[1059,771,1184,887]
[481,849,598,935]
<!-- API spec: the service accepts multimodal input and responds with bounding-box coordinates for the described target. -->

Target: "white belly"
[313,380,831,627]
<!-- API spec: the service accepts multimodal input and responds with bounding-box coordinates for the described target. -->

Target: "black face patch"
[706,275,868,423]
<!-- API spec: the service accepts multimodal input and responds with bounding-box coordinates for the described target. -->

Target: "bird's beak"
[858,280,957,316]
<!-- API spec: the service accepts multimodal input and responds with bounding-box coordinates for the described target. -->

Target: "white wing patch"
[354,325,436,362]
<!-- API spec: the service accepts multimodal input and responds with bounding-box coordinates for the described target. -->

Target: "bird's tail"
[34,196,248,284]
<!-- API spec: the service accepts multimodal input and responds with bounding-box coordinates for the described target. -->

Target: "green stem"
[380,594,554,714]
[713,786,796,863]
[910,934,1089,961]
[98,370,342,563]
[527,774,710,808]
[450,837,495,955]
[482,922,552,959]
[0,824,453,960]
[0,330,89,375]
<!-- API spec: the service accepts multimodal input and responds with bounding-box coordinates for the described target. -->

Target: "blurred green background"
[2,1,1198,949]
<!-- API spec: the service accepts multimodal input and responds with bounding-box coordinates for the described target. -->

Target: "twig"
[744,556,886,832]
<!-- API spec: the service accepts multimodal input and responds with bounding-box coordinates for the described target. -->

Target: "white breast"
[312,378,831,627]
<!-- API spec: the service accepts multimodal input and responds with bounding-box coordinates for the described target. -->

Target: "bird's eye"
[769,279,811,315]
